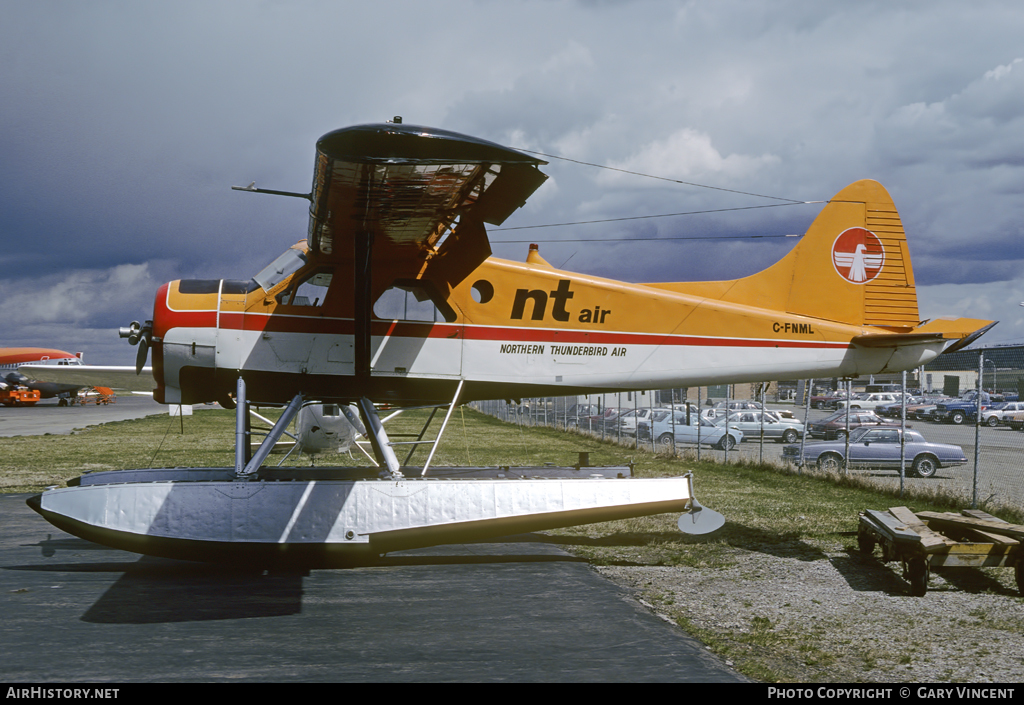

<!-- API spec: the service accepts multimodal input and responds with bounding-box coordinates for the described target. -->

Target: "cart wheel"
[857,529,874,555]
[908,557,929,597]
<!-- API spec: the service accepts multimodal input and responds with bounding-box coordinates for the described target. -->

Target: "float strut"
[357,398,403,478]
[234,377,249,475]
[240,393,304,476]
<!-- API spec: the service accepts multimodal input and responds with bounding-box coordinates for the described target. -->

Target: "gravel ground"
[594,541,1024,683]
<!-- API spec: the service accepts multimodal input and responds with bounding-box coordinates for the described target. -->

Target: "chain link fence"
[469,347,1024,513]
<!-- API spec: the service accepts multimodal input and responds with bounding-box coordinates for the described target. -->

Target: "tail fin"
[661,180,920,330]
[783,179,918,329]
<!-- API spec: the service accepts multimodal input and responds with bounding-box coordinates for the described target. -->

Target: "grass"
[4,405,1022,682]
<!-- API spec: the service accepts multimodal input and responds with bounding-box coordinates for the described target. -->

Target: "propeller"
[119,320,153,374]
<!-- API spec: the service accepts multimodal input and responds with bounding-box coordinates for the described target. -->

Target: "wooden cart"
[857,506,1023,596]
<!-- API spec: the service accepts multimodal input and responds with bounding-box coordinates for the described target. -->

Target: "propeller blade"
[135,338,149,375]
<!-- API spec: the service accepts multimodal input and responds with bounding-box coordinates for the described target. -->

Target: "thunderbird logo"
[832,228,884,283]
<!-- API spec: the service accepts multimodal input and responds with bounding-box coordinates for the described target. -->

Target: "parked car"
[876,396,924,419]
[645,410,743,450]
[713,410,804,443]
[932,392,992,425]
[614,407,665,437]
[806,409,902,440]
[564,404,598,430]
[980,401,1024,427]
[906,397,953,421]
[835,392,907,411]
[809,391,849,410]
[1007,411,1024,430]
[583,407,627,433]
[702,399,763,419]
[782,426,968,478]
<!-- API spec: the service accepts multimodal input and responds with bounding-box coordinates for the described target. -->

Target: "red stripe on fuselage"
[160,306,848,350]
[154,280,851,350]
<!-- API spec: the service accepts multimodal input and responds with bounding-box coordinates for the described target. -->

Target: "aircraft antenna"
[492,202,821,234]
[231,182,312,200]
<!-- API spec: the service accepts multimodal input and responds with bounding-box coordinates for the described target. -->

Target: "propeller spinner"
[119,320,153,374]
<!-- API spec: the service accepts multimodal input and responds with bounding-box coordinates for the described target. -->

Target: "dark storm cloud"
[3,0,1024,363]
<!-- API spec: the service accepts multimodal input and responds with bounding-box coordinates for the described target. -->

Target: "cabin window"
[277,269,333,307]
[373,283,455,323]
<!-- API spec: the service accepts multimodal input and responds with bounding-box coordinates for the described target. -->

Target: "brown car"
[807,410,903,440]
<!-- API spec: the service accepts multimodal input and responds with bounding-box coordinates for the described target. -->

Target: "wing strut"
[421,379,464,476]
[354,230,374,390]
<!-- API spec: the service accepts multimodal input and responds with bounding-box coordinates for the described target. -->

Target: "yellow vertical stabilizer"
[652,180,919,331]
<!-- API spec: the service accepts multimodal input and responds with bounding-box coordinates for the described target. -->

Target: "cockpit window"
[253,248,309,293]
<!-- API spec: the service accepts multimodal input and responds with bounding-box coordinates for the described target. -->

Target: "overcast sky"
[3,1,1023,365]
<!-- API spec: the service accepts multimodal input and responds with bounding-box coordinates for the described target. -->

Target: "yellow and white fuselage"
[151,179,991,407]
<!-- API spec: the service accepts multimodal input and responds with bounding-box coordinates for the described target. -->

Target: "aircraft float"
[27,120,994,565]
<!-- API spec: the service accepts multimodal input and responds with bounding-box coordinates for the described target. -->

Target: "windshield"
[848,427,872,442]
[823,409,856,422]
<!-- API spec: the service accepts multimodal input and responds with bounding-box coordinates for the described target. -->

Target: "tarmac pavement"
[1,493,747,683]
[0,395,167,438]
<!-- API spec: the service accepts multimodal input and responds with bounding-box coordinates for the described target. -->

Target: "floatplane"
[28,119,994,565]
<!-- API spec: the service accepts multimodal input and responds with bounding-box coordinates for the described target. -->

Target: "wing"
[18,365,156,393]
[308,122,548,287]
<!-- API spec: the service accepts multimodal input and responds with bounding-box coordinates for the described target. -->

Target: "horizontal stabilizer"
[911,318,998,355]
[851,332,945,348]
[852,318,995,355]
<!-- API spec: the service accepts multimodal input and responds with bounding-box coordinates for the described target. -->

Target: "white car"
[644,409,744,450]
[982,401,1024,427]
[835,393,908,411]
[714,410,804,443]
[614,407,666,436]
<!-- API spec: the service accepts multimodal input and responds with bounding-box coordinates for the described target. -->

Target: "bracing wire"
[516,147,806,203]
[497,147,824,239]
[146,410,179,468]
